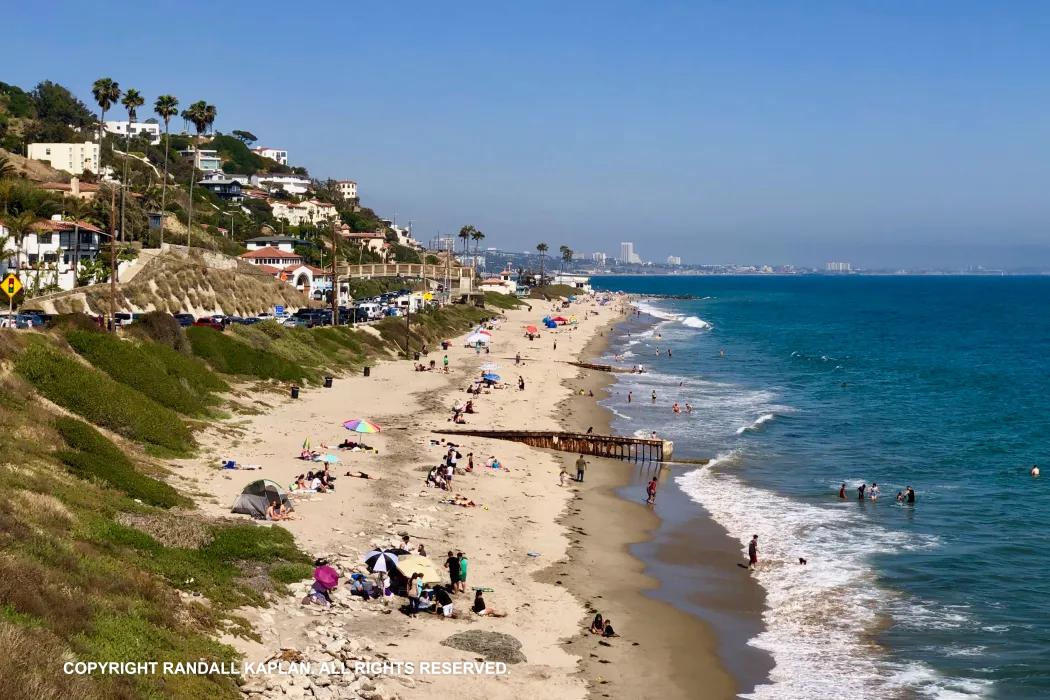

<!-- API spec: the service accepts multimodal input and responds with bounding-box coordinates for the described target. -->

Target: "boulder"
[439,630,527,664]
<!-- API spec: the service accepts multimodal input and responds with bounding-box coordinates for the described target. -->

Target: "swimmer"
[1031,465,1040,477]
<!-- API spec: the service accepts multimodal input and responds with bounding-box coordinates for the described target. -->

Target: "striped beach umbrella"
[364,549,399,573]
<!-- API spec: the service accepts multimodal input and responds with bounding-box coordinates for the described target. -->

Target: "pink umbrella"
[477,329,493,335]
[314,564,339,590]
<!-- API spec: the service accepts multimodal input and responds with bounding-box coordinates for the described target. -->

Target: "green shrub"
[127,310,187,352]
[65,330,224,416]
[16,341,194,454]
[48,312,100,331]
[187,326,306,381]
[484,291,524,309]
[54,417,187,508]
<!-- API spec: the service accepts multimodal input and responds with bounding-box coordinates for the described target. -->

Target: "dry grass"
[0,623,104,700]
[116,511,213,549]
[11,491,73,525]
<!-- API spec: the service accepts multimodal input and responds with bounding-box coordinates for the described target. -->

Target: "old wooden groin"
[434,429,673,462]
[567,361,638,374]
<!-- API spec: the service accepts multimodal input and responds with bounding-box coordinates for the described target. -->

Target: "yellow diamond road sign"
[2,273,22,299]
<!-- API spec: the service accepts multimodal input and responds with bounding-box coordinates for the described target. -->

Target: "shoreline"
[555,302,772,697]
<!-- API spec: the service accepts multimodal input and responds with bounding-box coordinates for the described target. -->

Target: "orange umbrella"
[526,325,538,333]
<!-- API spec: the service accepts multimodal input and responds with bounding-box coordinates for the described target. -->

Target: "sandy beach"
[171,296,745,699]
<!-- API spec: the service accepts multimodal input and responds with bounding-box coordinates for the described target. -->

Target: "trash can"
[324,376,333,388]
[363,367,371,377]
[290,386,300,399]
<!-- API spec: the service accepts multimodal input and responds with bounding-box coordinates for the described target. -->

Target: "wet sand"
[549,310,771,698]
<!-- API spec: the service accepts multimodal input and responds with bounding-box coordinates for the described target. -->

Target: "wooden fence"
[434,429,673,462]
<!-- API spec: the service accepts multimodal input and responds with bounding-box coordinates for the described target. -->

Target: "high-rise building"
[620,242,641,264]
[825,261,852,272]
[591,252,607,266]
[666,255,682,266]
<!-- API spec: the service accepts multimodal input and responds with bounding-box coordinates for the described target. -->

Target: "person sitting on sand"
[464,400,475,414]
[466,453,475,472]
[310,472,327,493]
[294,474,307,490]
[472,590,507,617]
[485,456,502,470]
[417,543,428,558]
[426,467,439,488]
[589,613,604,634]
[559,467,570,487]
[267,500,295,521]
[602,619,618,637]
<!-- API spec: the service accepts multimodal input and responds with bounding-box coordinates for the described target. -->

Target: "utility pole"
[109,186,118,332]
[330,218,339,325]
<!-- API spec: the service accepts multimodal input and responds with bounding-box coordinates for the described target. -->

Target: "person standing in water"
[748,535,759,570]
[838,483,846,499]
[906,486,916,503]
[646,477,658,504]
[857,483,867,500]
[651,390,657,403]
[870,482,880,500]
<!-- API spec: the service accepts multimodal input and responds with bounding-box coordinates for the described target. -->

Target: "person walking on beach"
[553,338,557,351]
[457,552,468,593]
[627,391,632,404]
[646,477,658,504]
[443,354,449,373]
[575,454,588,482]
[748,535,759,570]
[515,352,521,365]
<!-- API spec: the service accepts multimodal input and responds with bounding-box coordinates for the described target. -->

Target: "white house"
[244,235,304,253]
[27,142,100,174]
[238,246,328,297]
[2,215,106,292]
[252,147,288,165]
[336,180,357,200]
[252,174,312,195]
[552,273,593,293]
[478,269,518,296]
[269,200,338,227]
[180,148,222,171]
[104,120,162,145]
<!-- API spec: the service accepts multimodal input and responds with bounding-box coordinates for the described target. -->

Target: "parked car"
[113,312,142,327]
[282,317,308,328]
[193,318,224,331]
[173,313,195,327]
[236,317,262,325]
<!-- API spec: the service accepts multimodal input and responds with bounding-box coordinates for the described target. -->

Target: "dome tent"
[231,479,292,519]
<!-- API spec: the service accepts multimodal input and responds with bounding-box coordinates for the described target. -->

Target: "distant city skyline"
[7,1,1050,268]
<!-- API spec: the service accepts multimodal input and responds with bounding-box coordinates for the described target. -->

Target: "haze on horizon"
[6,1,1050,269]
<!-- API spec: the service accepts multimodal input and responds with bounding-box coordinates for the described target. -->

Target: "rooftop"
[240,246,303,260]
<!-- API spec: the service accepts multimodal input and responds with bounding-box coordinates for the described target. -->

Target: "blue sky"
[6,1,1050,268]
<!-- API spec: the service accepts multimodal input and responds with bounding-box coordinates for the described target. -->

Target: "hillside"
[29,247,318,317]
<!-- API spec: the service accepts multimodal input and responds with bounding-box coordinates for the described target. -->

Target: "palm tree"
[181,100,217,248]
[536,242,549,284]
[560,245,573,273]
[118,88,144,243]
[3,211,37,282]
[91,78,121,149]
[0,153,15,179]
[457,225,475,257]
[154,95,179,248]
[470,228,485,272]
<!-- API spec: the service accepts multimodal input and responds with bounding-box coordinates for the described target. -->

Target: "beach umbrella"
[343,419,381,433]
[364,549,399,573]
[314,564,339,590]
[465,333,490,345]
[482,373,501,382]
[317,454,340,464]
[395,554,442,584]
[343,418,381,447]
[477,329,493,336]
[479,362,499,371]
[526,325,538,334]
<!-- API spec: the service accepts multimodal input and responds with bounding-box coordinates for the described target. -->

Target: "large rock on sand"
[439,631,527,664]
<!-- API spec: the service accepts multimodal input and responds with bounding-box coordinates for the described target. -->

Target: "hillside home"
[1,215,106,291]
[197,174,244,202]
[270,200,338,227]
[336,180,358,200]
[252,174,311,195]
[39,177,100,201]
[252,147,288,165]
[27,142,100,174]
[179,148,222,171]
[104,120,162,145]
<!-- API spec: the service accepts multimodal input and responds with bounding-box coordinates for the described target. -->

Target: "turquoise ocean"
[591,275,1050,699]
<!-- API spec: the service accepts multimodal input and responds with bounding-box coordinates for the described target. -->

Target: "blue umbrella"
[482,373,501,382]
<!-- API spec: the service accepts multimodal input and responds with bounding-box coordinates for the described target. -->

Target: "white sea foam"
[634,300,713,331]
[735,413,776,435]
[676,465,988,699]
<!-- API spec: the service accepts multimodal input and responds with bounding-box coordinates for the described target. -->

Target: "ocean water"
[591,275,1050,699]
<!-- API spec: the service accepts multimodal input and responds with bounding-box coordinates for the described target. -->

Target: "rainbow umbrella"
[342,418,381,446]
